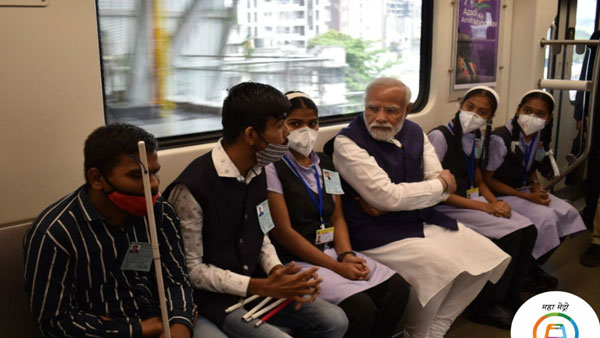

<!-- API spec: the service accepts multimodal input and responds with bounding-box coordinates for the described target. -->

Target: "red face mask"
[107,190,159,217]
[102,170,159,217]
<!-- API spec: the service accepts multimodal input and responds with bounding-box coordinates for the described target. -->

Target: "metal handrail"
[540,38,600,47]
[539,39,599,189]
[538,79,590,91]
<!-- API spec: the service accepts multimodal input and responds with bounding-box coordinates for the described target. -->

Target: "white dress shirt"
[332,131,449,212]
[168,140,282,297]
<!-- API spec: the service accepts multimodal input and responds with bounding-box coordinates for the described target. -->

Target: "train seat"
[0,223,42,338]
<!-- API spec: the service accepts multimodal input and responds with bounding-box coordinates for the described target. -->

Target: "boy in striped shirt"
[24,124,196,338]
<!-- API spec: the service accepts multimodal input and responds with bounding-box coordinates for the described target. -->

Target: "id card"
[256,200,275,234]
[121,242,153,272]
[510,141,519,153]
[535,147,546,162]
[315,227,334,245]
[474,138,483,159]
[466,187,480,199]
[323,169,344,195]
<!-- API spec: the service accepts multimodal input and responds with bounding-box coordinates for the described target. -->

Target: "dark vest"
[163,152,266,327]
[491,126,538,190]
[272,153,336,263]
[335,114,457,251]
[431,125,481,198]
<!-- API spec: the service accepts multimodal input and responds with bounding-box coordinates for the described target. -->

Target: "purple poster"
[455,0,501,88]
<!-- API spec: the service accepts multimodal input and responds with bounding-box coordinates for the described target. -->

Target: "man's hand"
[249,262,322,310]
[355,196,387,216]
[437,170,457,194]
[485,201,511,218]
[140,317,163,338]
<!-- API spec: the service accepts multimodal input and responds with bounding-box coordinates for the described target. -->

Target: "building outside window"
[97,0,426,140]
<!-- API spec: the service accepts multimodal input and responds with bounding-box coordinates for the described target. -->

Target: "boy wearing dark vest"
[329,77,510,338]
[165,82,348,338]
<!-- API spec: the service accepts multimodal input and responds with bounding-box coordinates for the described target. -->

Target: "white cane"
[138,141,171,338]
[242,297,272,322]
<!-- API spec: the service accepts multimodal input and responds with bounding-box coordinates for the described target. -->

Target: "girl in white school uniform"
[483,90,586,278]
[265,92,410,338]
[428,86,538,329]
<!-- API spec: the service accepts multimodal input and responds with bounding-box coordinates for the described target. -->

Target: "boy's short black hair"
[222,82,290,144]
[84,123,157,181]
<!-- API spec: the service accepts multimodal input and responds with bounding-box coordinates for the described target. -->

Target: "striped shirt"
[23,186,195,338]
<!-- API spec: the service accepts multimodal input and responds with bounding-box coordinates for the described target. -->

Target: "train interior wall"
[1,1,596,337]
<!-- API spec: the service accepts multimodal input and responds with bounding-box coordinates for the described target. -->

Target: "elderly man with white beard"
[327,77,511,338]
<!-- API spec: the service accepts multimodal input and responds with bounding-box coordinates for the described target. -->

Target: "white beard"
[367,118,404,141]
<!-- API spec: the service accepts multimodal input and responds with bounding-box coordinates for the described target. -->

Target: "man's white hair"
[364,77,412,104]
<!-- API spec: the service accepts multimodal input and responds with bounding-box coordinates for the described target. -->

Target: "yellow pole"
[152,0,175,112]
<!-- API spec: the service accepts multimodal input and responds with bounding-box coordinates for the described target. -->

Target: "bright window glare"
[97,0,423,139]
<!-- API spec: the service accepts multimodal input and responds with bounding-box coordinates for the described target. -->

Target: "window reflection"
[98,0,424,139]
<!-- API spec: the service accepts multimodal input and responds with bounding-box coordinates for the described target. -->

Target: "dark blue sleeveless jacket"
[431,125,481,198]
[163,152,265,327]
[336,115,457,250]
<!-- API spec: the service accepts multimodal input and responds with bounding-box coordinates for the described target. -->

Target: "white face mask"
[459,110,487,133]
[517,114,547,136]
[287,127,318,157]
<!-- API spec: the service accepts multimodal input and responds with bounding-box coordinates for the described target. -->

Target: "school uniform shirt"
[486,122,586,257]
[167,141,281,298]
[23,187,195,338]
[332,116,510,307]
[486,122,540,179]
[428,122,533,239]
[265,150,396,304]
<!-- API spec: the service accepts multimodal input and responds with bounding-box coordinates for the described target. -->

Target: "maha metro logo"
[533,312,578,338]
[511,291,599,338]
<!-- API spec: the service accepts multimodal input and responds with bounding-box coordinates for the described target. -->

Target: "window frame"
[95,0,433,149]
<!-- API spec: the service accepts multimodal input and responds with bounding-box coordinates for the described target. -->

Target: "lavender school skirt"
[434,196,533,240]
[294,248,396,305]
[500,190,586,258]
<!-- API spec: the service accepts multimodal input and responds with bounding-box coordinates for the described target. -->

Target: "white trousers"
[402,271,492,338]
[361,223,510,338]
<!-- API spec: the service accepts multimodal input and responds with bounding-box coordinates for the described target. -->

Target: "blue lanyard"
[282,155,324,227]
[447,123,476,188]
[464,139,476,188]
[522,138,535,186]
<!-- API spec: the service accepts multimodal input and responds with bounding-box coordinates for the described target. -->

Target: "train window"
[569,0,598,101]
[96,0,431,144]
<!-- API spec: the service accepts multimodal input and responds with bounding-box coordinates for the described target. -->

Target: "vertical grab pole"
[540,40,600,189]
[138,141,171,338]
